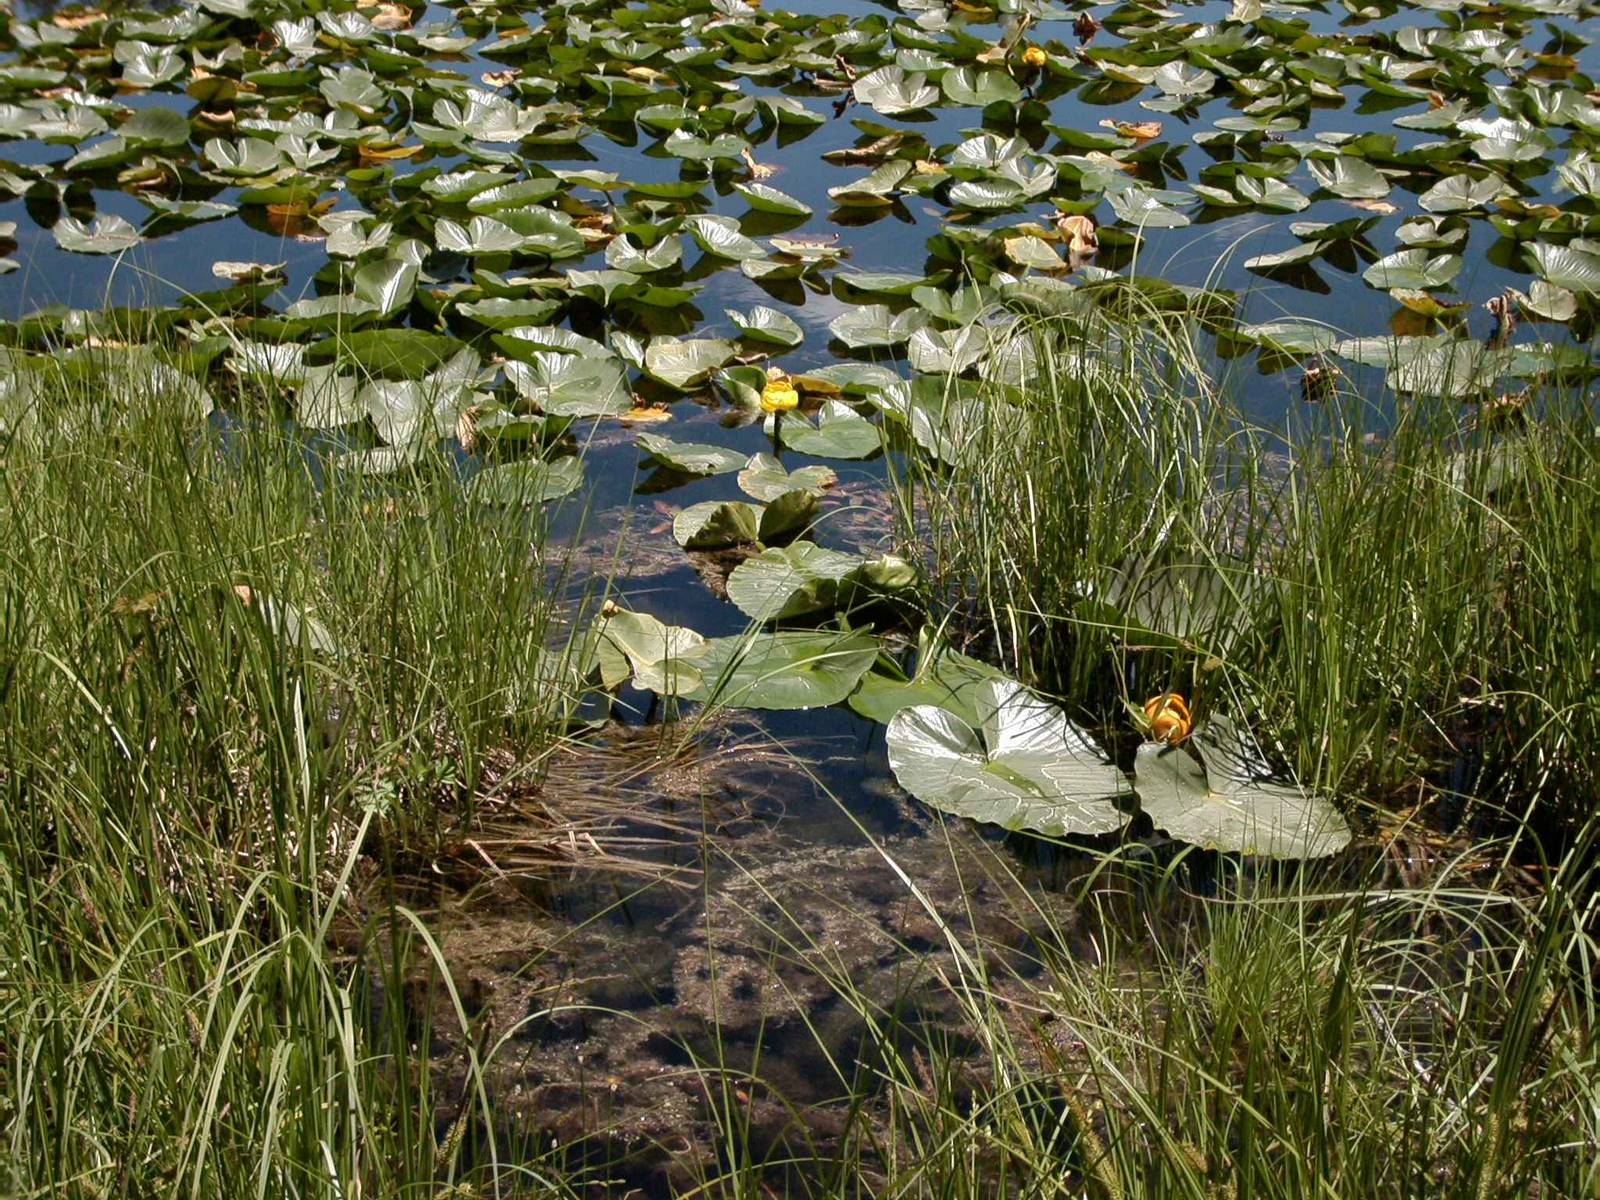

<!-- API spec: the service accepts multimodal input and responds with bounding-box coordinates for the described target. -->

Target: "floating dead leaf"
[1485,288,1518,343]
[975,44,1009,65]
[481,69,520,88]
[1478,389,1529,431]
[621,404,674,424]
[1100,119,1163,141]
[914,158,943,174]
[822,133,904,165]
[357,142,422,161]
[456,405,480,453]
[1392,290,1468,318]
[1056,213,1098,257]
[52,9,107,28]
[1427,91,1447,108]
[1346,198,1398,214]
[1075,12,1100,42]
[790,372,844,397]
[741,146,777,180]
[265,198,334,238]
[368,2,412,29]
[213,259,286,282]
[1083,150,1137,173]
[624,65,673,85]
[197,108,236,127]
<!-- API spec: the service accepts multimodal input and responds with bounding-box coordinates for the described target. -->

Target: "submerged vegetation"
[0,0,1597,1194]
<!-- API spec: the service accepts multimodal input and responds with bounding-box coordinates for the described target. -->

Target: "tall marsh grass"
[890,302,1600,831]
[0,356,594,1195]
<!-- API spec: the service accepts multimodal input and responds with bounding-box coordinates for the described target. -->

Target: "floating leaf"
[1306,155,1390,200]
[1525,242,1600,295]
[643,336,738,390]
[828,303,925,349]
[726,542,863,622]
[726,305,804,348]
[887,679,1128,837]
[776,399,880,459]
[737,452,836,502]
[53,214,141,254]
[848,640,1009,727]
[734,181,812,216]
[468,456,585,505]
[593,609,707,696]
[1418,173,1509,213]
[505,351,630,417]
[941,67,1023,107]
[853,66,939,116]
[1362,249,1462,290]
[637,432,747,475]
[673,500,762,549]
[682,628,880,710]
[1133,717,1351,858]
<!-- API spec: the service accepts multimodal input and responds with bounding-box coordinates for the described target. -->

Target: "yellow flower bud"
[760,375,800,413]
[1021,45,1048,68]
[1143,693,1192,744]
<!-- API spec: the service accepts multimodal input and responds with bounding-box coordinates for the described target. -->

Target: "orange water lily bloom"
[1143,693,1192,744]
[761,370,800,413]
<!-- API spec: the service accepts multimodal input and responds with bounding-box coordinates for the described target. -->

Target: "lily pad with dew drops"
[1133,716,1351,859]
[887,679,1128,838]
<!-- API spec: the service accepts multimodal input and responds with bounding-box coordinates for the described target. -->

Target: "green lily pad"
[853,66,939,116]
[468,456,585,506]
[734,182,812,217]
[737,452,836,502]
[828,303,925,349]
[682,628,880,711]
[886,679,1128,837]
[1132,717,1351,858]
[726,542,864,622]
[643,336,738,390]
[1363,249,1462,290]
[726,306,804,348]
[673,500,762,549]
[637,432,748,475]
[505,351,630,417]
[1525,242,1600,294]
[775,400,880,460]
[53,214,142,254]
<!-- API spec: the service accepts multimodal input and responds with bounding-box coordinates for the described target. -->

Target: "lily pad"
[737,452,836,502]
[775,400,881,459]
[1132,717,1351,858]
[726,306,804,348]
[673,500,762,550]
[467,456,585,505]
[683,628,881,710]
[886,679,1128,837]
[726,542,864,622]
[637,432,747,475]
[643,336,738,390]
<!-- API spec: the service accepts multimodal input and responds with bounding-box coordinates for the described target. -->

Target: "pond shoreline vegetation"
[0,0,1597,1194]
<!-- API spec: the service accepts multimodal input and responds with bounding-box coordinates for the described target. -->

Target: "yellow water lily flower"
[1143,693,1192,744]
[760,370,799,413]
[1021,45,1048,68]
